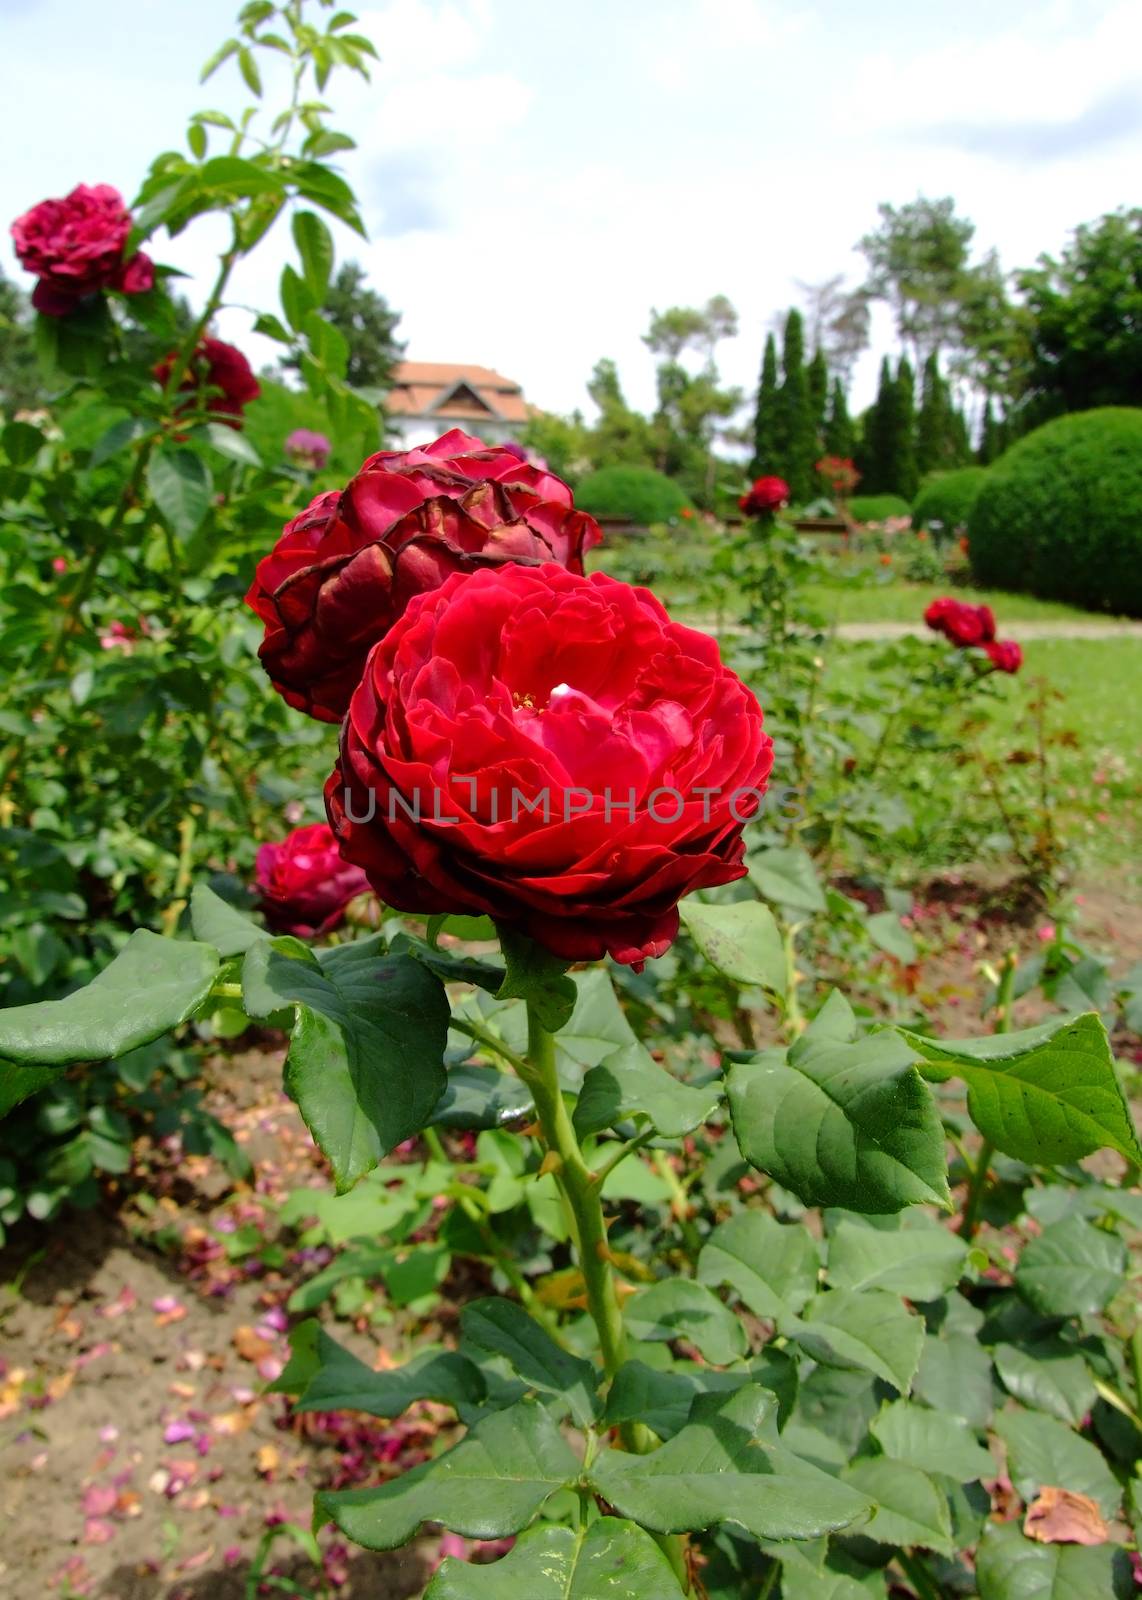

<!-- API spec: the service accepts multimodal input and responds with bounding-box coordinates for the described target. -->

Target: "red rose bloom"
[11,183,154,317]
[255,822,370,938]
[984,639,1022,674]
[153,337,261,426]
[247,429,603,724]
[326,563,774,967]
[739,476,790,517]
[924,597,997,649]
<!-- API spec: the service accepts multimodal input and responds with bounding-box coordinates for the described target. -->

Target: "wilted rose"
[10,183,154,316]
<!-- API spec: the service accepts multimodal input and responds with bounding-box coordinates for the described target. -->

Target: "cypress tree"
[978,397,1006,464]
[917,352,953,476]
[894,357,919,501]
[750,332,781,475]
[807,347,829,436]
[778,308,815,503]
[951,405,972,465]
[824,379,855,458]
[863,357,894,493]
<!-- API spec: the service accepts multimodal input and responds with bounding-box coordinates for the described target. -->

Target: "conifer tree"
[978,397,1007,464]
[778,308,815,502]
[750,332,781,475]
[863,357,894,493]
[917,352,953,476]
[824,379,855,458]
[894,356,919,501]
[807,347,829,436]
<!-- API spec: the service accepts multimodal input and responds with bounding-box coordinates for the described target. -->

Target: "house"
[384,361,530,448]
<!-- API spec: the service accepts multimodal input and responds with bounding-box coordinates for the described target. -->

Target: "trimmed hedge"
[911,468,988,533]
[848,493,911,523]
[968,408,1142,615]
[575,465,691,525]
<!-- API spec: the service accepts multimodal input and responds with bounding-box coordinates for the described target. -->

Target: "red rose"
[739,476,790,517]
[326,563,774,967]
[984,639,1022,674]
[10,183,154,316]
[153,337,261,427]
[924,597,996,649]
[255,822,370,937]
[247,429,603,724]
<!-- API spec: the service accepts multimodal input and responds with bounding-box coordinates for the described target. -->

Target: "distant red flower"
[815,456,860,496]
[739,476,789,517]
[924,596,996,648]
[255,822,369,938]
[11,183,153,316]
[879,553,892,565]
[680,507,695,521]
[153,337,260,427]
[984,639,1022,674]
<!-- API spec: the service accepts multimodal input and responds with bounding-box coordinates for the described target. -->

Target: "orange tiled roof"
[387,361,529,424]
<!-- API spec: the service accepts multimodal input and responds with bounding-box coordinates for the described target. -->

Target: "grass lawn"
[801,577,1098,625]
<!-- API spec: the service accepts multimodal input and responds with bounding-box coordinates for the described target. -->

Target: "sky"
[2,0,1139,422]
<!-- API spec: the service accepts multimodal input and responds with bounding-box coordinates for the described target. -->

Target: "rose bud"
[326,563,774,968]
[10,183,154,316]
[255,823,370,938]
[984,639,1022,674]
[246,429,602,724]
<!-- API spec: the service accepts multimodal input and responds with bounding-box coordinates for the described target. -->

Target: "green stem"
[591,1126,655,1189]
[962,950,1017,1241]
[897,1549,945,1600]
[782,923,806,1039]
[1132,1326,1142,1412]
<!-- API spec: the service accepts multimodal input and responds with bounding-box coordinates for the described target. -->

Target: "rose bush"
[739,474,790,517]
[10,182,154,315]
[153,336,261,425]
[247,428,603,722]
[327,562,773,965]
[255,822,369,937]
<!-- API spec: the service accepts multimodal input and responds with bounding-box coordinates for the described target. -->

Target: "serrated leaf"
[588,1384,871,1542]
[425,1517,685,1599]
[897,1013,1142,1165]
[429,1065,533,1130]
[241,942,448,1191]
[317,1399,578,1548]
[826,1213,967,1299]
[189,884,263,956]
[839,1457,954,1554]
[624,1280,748,1366]
[914,1331,994,1430]
[604,1353,798,1442]
[994,1409,1121,1517]
[993,1341,1096,1426]
[0,931,218,1113]
[496,928,576,1033]
[679,899,785,994]
[459,1299,599,1428]
[748,845,826,913]
[976,1523,1133,1600]
[727,1032,950,1213]
[870,1399,994,1481]
[204,421,262,466]
[147,448,212,539]
[790,1289,925,1395]
[697,1211,818,1323]
[574,1043,722,1139]
[273,1319,485,1419]
[90,416,154,468]
[1014,1216,1127,1316]
[292,208,334,301]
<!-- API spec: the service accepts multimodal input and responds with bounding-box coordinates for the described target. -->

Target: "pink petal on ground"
[83,1518,116,1545]
[82,1485,117,1517]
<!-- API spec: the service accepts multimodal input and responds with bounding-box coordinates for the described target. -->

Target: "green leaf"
[976,1523,1133,1600]
[727,1032,950,1213]
[200,37,239,81]
[425,1517,686,1599]
[189,884,263,956]
[90,416,154,468]
[302,310,349,379]
[253,311,292,344]
[147,448,212,540]
[241,942,449,1191]
[280,262,316,332]
[317,1399,578,1548]
[994,1408,1122,1517]
[237,45,262,95]
[2,420,44,465]
[679,899,785,994]
[865,910,917,965]
[869,1399,994,1481]
[992,1340,1096,1426]
[790,1289,925,1394]
[1014,1215,1127,1316]
[495,927,576,1033]
[914,1331,994,1430]
[429,1065,533,1130]
[624,1280,748,1366]
[826,1213,967,1299]
[748,845,826,914]
[273,1320,485,1417]
[839,1457,954,1555]
[604,1354,798,1442]
[204,421,262,466]
[897,1013,1142,1165]
[697,1211,819,1323]
[292,209,334,302]
[589,1385,871,1542]
[459,1299,599,1428]
[198,155,282,196]
[0,929,218,1089]
[574,1043,722,1140]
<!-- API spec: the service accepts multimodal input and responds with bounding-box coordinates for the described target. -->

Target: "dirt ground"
[2,878,1139,1600]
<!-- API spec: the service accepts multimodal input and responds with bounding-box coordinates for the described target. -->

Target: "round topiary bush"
[968,408,1142,615]
[912,467,988,534]
[848,493,911,523]
[574,465,691,525]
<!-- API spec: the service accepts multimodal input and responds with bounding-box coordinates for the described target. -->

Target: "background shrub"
[968,407,1142,615]
[848,493,911,523]
[912,467,988,533]
[575,464,691,525]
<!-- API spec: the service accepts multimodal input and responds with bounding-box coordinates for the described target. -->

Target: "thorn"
[537,1151,562,1178]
